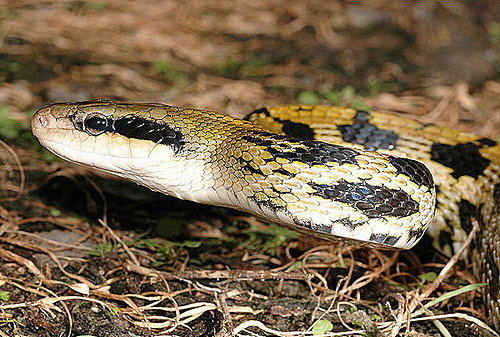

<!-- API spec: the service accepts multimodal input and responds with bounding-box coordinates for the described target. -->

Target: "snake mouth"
[32,104,151,172]
[30,102,190,194]
[33,103,148,158]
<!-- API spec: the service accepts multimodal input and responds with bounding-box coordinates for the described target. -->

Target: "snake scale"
[31,100,499,328]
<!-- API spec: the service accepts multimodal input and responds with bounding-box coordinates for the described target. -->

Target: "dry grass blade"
[0,139,25,202]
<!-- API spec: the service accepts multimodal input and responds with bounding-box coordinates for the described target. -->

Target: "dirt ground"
[0,1,499,336]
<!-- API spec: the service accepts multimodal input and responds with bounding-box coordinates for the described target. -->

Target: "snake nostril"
[37,115,48,128]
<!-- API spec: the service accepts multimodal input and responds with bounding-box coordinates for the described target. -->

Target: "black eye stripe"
[113,117,182,147]
[71,114,184,153]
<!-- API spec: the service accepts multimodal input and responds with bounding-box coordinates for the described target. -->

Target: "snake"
[31,100,499,328]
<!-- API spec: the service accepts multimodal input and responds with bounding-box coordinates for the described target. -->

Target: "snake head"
[32,100,198,196]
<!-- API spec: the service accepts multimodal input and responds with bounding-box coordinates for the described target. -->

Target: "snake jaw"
[31,102,220,204]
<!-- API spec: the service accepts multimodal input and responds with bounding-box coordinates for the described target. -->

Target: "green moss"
[89,243,114,257]
[63,1,108,12]
[311,319,333,335]
[487,22,500,46]
[0,291,9,302]
[0,106,20,140]
[298,90,320,105]
[242,223,299,255]
[153,60,189,86]
[216,56,269,79]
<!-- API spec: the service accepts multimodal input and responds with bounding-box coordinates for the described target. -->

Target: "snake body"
[31,100,499,327]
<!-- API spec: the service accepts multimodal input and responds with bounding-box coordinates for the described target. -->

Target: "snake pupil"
[84,114,110,136]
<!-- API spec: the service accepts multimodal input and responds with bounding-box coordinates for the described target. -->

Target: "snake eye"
[83,113,110,136]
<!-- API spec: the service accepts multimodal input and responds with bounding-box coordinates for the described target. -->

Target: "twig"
[0,247,43,278]
[127,263,312,281]
[418,218,478,301]
[215,291,235,337]
[0,139,25,202]
[99,219,140,266]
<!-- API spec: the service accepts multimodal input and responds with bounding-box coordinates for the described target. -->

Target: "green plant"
[242,223,299,255]
[89,243,114,257]
[0,106,21,141]
[311,319,333,335]
[298,90,319,105]
[154,60,189,85]
[418,271,437,284]
[298,86,372,111]
[0,291,10,301]
[216,56,269,79]
[133,238,202,266]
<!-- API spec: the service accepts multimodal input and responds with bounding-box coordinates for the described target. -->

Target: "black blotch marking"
[438,229,452,251]
[69,113,87,132]
[313,218,364,234]
[297,106,313,111]
[369,233,399,246]
[112,116,184,153]
[242,132,360,167]
[244,107,271,120]
[242,134,421,220]
[310,179,419,218]
[430,142,490,179]
[239,158,262,176]
[478,138,496,147]
[458,199,478,234]
[338,218,362,230]
[407,228,426,242]
[382,236,400,246]
[388,156,434,189]
[275,168,293,176]
[312,223,334,234]
[236,151,268,181]
[281,120,315,140]
[295,140,360,166]
[338,110,399,151]
[245,107,316,140]
[369,233,387,244]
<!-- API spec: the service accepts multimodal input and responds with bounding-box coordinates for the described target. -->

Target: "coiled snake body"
[32,100,499,327]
